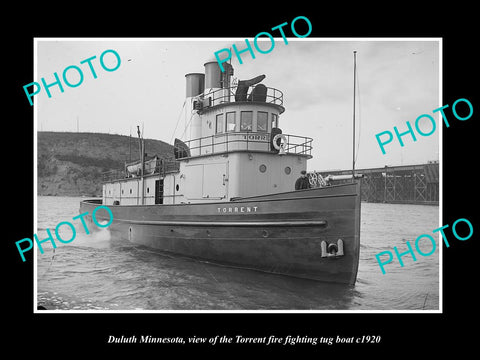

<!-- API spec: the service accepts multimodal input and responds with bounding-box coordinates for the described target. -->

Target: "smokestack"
[204,61,233,106]
[204,61,233,89]
[184,74,205,156]
[185,73,205,98]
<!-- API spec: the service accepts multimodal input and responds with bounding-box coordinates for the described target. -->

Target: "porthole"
[130,189,132,194]
[147,187,149,193]
[176,184,180,191]
[259,164,267,173]
[284,166,292,175]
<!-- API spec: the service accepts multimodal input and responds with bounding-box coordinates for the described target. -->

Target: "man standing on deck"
[295,170,311,190]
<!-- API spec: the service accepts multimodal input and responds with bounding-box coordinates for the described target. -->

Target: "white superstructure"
[103,60,313,206]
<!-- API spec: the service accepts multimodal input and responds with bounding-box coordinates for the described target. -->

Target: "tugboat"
[80,59,361,285]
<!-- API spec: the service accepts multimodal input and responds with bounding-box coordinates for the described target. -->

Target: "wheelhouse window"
[226,112,236,132]
[257,111,268,132]
[271,113,278,129]
[216,113,224,134]
[240,111,253,132]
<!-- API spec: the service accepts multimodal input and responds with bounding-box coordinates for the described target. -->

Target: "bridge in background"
[314,161,439,205]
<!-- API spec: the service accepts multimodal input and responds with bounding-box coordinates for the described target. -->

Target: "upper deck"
[102,128,312,184]
[177,131,313,159]
[196,84,285,115]
[184,78,311,158]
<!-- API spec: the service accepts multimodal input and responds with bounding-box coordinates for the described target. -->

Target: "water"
[36,196,440,311]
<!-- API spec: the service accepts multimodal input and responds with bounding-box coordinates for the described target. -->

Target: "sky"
[35,38,440,171]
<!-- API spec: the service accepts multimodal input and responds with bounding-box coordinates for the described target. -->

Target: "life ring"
[272,133,287,151]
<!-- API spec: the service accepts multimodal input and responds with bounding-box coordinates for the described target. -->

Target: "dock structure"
[314,162,439,205]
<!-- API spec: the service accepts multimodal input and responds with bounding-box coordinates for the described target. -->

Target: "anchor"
[321,239,344,258]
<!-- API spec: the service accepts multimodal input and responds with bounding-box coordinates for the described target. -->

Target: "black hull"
[80,182,361,285]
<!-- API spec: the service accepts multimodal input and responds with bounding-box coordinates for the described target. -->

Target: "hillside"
[38,131,175,196]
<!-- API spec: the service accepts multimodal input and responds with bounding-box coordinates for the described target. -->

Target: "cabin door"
[183,162,228,201]
[203,162,228,199]
[155,179,164,204]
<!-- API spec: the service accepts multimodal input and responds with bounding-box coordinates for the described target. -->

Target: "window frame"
[271,113,278,129]
[257,111,268,132]
[216,113,224,134]
[240,111,253,132]
[226,111,236,132]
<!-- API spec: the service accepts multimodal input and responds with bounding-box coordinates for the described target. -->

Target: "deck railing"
[101,159,180,182]
[102,132,312,182]
[177,132,313,159]
[202,85,284,108]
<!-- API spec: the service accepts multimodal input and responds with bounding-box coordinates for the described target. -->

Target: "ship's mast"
[352,51,357,178]
[137,125,145,205]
